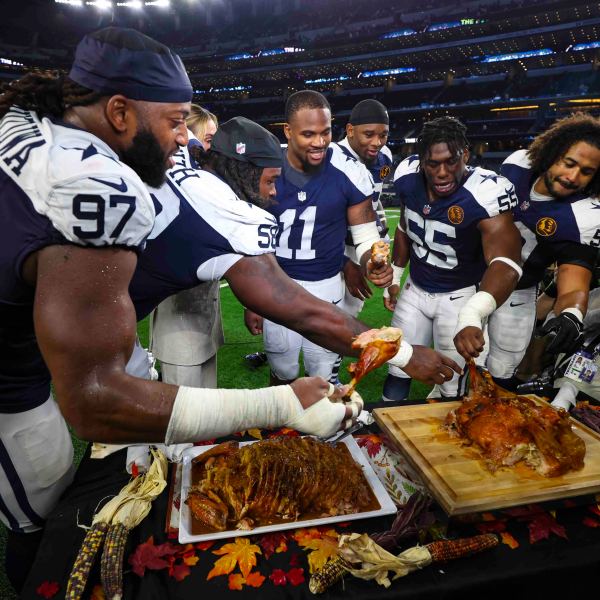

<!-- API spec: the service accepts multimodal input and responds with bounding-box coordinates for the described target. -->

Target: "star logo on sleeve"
[480,173,498,183]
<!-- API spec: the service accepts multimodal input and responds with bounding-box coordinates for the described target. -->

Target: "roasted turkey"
[347,327,402,392]
[186,436,373,531]
[445,363,585,477]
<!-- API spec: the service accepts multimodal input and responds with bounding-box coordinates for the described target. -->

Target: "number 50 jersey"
[395,155,517,293]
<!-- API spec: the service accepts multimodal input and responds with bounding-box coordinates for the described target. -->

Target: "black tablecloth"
[21,404,600,600]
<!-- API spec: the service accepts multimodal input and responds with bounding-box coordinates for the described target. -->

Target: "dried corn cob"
[101,523,129,600]
[426,533,499,563]
[66,522,109,600]
[308,556,352,594]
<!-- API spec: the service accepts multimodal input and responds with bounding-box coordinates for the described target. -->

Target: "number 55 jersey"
[395,154,517,293]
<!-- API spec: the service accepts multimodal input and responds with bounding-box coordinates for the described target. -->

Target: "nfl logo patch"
[298,191,307,202]
[520,201,530,211]
[423,204,431,215]
[236,142,246,155]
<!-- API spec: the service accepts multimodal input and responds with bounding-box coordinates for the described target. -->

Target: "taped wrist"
[350,221,380,264]
[386,339,414,369]
[456,291,497,332]
[383,264,404,299]
[165,385,304,444]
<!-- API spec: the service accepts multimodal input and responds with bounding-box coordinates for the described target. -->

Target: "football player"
[245,91,394,384]
[489,112,600,391]
[383,117,523,400]
[0,30,356,591]
[335,99,394,316]
[131,117,462,388]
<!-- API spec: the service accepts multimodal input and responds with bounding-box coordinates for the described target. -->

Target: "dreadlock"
[528,112,600,197]
[417,116,469,161]
[190,145,269,208]
[0,70,102,120]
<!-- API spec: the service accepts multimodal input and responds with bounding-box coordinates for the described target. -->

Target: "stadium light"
[55,0,83,5]
[86,0,112,8]
[117,0,142,7]
[145,0,169,6]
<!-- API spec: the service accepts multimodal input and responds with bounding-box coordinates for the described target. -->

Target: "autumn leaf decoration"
[206,537,265,590]
[128,537,201,582]
[293,527,340,574]
[35,580,60,599]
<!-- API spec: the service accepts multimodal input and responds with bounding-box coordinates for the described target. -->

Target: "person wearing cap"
[0,30,358,591]
[335,99,394,318]
[149,106,224,389]
[243,90,461,387]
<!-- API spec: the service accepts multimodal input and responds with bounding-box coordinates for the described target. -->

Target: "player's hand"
[383,284,400,312]
[244,308,264,335]
[454,325,486,361]
[366,259,393,288]
[344,260,372,300]
[403,345,462,386]
[288,377,358,438]
[538,311,584,355]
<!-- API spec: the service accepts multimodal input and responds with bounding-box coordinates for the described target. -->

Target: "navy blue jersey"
[270,144,374,281]
[0,107,154,412]
[501,150,600,288]
[395,155,516,293]
[130,142,277,320]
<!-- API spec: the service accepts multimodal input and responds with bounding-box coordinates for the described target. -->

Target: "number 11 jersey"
[395,155,517,293]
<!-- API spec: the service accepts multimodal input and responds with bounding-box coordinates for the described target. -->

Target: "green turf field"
[0,208,428,597]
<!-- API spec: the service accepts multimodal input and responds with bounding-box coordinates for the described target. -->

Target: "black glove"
[537,311,584,355]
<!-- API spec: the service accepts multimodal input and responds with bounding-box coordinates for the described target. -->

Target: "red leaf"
[36,580,60,599]
[269,568,288,586]
[356,434,382,458]
[169,562,191,582]
[128,537,181,577]
[286,567,305,586]
[245,571,266,588]
[258,532,289,559]
[583,516,600,528]
[195,541,215,551]
[528,512,568,544]
[589,504,600,518]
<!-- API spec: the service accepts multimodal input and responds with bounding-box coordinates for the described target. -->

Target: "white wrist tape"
[489,256,523,279]
[551,381,578,411]
[165,385,346,444]
[456,291,497,332]
[383,264,404,299]
[562,306,584,322]
[386,339,414,369]
[349,221,381,264]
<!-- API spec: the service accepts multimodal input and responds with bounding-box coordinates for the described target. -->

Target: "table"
[21,402,600,600]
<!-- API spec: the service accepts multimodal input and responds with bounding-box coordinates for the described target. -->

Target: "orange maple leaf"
[500,532,520,549]
[183,554,199,567]
[227,570,266,590]
[295,528,339,573]
[208,537,262,580]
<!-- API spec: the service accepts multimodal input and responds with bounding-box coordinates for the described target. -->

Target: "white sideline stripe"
[220,282,229,289]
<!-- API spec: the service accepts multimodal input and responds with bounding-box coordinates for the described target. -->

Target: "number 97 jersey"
[395,155,517,293]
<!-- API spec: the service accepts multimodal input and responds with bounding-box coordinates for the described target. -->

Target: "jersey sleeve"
[46,173,155,251]
[571,200,600,246]
[468,170,518,218]
[551,240,598,271]
[222,200,280,257]
[392,155,418,204]
[330,145,375,206]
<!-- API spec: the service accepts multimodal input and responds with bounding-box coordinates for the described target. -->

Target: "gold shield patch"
[379,165,391,179]
[536,217,557,236]
[448,205,464,224]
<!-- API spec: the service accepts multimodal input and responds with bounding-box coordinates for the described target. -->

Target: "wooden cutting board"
[374,401,600,515]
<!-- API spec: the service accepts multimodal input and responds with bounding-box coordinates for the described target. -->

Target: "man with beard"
[487,113,600,393]
[382,116,523,401]
[245,90,394,384]
[0,30,356,592]
[335,99,394,317]
[128,117,459,393]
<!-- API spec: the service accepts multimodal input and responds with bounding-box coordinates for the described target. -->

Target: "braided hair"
[190,145,269,208]
[417,116,469,161]
[528,112,600,197]
[0,70,102,119]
